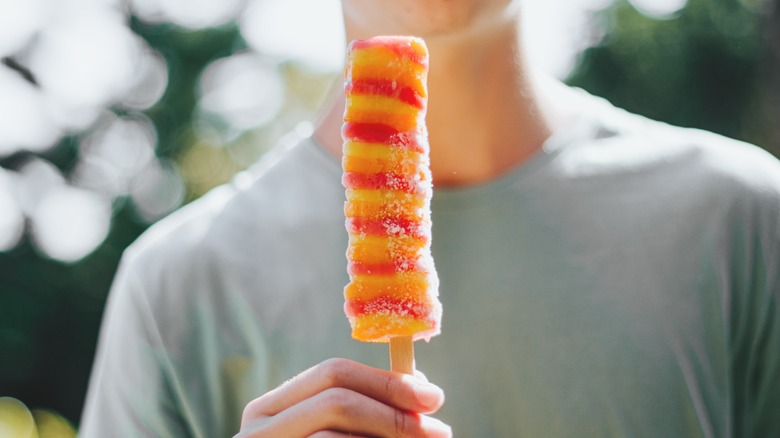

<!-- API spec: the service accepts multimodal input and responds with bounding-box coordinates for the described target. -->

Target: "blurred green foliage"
[568,0,778,156]
[0,0,777,428]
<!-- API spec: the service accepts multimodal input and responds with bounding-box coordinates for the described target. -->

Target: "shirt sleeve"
[733,188,780,437]
[79,255,189,437]
[748,217,780,436]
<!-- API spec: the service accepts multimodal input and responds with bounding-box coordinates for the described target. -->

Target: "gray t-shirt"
[81,85,780,437]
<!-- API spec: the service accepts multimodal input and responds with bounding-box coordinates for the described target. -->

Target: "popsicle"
[342,36,442,372]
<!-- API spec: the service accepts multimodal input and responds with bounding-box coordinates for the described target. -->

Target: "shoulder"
[557,82,780,206]
[625,106,780,212]
[118,136,343,312]
[546,82,780,259]
[133,136,339,248]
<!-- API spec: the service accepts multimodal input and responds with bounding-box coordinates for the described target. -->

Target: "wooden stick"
[389,336,414,374]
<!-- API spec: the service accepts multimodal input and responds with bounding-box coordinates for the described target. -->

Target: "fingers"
[250,387,450,437]
[238,358,451,438]
[245,358,444,419]
[308,432,355,438]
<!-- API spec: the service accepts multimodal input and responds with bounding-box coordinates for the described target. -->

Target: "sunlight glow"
[240,0,345,72]
[0,0,44,57]
[521,0,613,78]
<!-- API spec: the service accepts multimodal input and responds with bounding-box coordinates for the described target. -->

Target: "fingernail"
[420,415,452,438]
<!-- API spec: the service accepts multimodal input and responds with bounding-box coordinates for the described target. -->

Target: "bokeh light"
[0,397,35,438]
[130,159,186,222]
[30,185,111,263]
[240,0,345,72]
[197,52,286,141]
[629,0,688,18]
[0,398,76,438]
[0,65,59,155]
[119,47,169,110]
[28,6,144,132]
[157,0,245,29]
[32,410,77,438]
[0,0,44,57]
[0,170,24,251]
[72,114,158,198]
[521,0,614,78]
[14,158,66,216]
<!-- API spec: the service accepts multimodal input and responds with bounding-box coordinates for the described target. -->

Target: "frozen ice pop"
[342,36,442,352]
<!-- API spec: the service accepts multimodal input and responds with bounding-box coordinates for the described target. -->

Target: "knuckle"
[236,414,273,438]
[320,387,357,419]
[383,372,399,397]
[392,409,411,437]
[318,358,352,387]
[240,398,264,423]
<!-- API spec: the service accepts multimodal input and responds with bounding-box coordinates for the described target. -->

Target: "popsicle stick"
[389,336,414,374]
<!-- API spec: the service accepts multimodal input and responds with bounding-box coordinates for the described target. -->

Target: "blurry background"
[0,0,777,433]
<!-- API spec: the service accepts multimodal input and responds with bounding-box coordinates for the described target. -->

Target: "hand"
[236,358,451,437]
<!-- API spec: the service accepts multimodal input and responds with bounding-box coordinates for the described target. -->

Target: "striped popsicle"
[342,36,442,346]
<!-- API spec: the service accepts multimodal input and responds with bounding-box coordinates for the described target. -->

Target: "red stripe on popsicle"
[348,37,428,66]
[342,123,425,152]
[345,296,433,319]
[342,172,430,194]
[345,79,425,109]
[346,217,427,239]
[347,259,432,276]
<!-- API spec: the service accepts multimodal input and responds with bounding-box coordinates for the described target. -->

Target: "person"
[81,0,780,436]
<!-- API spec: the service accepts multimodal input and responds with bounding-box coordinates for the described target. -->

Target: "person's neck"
[314,16,551,187]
